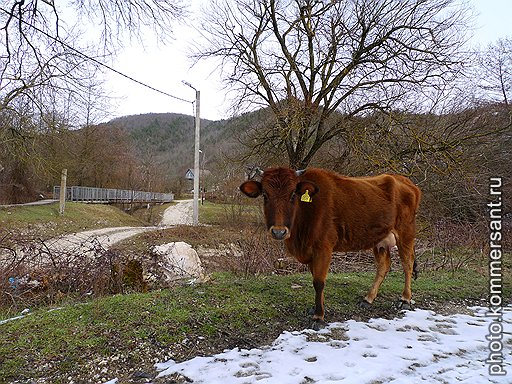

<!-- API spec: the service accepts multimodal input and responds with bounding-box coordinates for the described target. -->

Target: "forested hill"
[110,113,213,153]
[108,113,216,177]
[105,110,272,180]
[102,113,250,190]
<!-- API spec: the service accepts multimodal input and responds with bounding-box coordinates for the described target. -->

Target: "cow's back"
[291,168,420,253]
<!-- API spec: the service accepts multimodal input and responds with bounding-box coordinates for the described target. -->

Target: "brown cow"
[240,167,421,329]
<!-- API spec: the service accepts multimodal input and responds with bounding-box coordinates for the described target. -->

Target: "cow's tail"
[413,251,419,280]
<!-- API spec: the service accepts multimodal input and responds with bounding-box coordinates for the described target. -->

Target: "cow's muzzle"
[270,226,290,240]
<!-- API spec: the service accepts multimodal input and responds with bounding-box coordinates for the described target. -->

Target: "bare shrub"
[223,227,290,277]
[415,219,489,273]
[220,193,263,229]
[330,251,377,273]
[326,218,498,275]
[0,230,144,314]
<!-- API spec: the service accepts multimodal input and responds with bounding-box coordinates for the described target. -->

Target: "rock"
[150,242,208,285]
[131,371,153,379]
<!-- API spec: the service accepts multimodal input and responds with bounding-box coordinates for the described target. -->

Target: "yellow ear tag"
[300,190,312,203]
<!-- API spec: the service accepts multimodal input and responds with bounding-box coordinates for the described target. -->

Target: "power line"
[0,7,194,104]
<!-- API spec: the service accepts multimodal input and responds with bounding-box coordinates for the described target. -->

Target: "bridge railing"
[53,186,174,203]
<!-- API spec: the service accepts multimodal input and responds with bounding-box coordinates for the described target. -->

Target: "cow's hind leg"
[361,247,391,307]
[398,236,415,310]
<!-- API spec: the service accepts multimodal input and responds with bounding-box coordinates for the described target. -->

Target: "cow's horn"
[295,169,306,176]
[255,167,264,176]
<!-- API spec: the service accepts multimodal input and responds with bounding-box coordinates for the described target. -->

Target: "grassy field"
[0,201,146,237]
[0,199,253,235]
[0,200,509,383]
[199,200,262,226]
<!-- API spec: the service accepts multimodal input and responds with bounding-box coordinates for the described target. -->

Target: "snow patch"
[154,306,512,383]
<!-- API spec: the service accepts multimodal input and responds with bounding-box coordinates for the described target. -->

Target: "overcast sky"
[101,0,512,123]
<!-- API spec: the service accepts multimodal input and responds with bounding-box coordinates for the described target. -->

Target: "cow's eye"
[262,192,269,202]
[290,191,296,202]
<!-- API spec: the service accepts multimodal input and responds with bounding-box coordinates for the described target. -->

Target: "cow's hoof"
[310,319,327,331]
[398,300,413,311]
[359,299,372,309]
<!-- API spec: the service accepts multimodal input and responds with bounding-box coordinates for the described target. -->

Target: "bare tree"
[0,1,186,203]
[72,1,187,50]
[0,1,186,114]
[476,37,512,106]
[196,0,472,168]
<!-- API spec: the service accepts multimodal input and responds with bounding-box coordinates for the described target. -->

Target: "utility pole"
[182,81,200,226]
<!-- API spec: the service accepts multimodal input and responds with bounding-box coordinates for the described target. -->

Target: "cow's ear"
[296,181,319,197]
[240,180,263,198]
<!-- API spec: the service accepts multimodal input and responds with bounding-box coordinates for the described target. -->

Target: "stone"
[150,242,207,284]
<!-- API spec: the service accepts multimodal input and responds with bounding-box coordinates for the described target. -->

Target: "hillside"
[100,105,511,217]
[0,109,271,203]
[6,102,502,217]
[100,111,273,196]
[108,112,243,173]
[110,113,213,174]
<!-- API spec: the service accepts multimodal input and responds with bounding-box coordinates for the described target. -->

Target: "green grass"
[0,202,146,237]
[199,200,261,226]
[199,200,226,224]
[0,269,506,382]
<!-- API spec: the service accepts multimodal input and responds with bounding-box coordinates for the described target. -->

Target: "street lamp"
[182,80,200,226]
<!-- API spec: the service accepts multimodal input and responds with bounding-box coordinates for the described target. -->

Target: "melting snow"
[151,306,511,384]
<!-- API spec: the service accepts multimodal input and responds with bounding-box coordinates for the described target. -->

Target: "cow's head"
[240,167,319,240]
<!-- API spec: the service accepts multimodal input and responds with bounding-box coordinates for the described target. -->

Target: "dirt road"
[47,200,193,253]
[160,199,193,226]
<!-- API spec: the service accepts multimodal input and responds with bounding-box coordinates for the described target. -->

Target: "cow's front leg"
[312,279,325,321]
[308,250,332,330]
